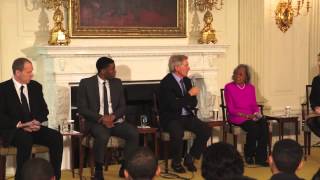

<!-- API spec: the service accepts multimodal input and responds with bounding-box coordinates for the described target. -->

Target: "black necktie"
[103,81,109,114]
[180,79,186,96]
[20,85,31,122]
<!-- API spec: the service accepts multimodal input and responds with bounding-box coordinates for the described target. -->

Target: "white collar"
[12,77,26,89]
[97,75,108,84]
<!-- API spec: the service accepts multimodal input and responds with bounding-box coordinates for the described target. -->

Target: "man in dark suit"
[307,53,320,137]
[159,55,211,173]
[77,57,139,180]
[0,57,63,180]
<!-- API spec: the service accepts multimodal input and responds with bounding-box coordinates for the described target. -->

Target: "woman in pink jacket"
[224,64,268,167]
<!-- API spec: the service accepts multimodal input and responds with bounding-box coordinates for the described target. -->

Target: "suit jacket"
[310,75,320,111]
[159,73,197,128]
[77,75,126,123]
[0,79,49,144]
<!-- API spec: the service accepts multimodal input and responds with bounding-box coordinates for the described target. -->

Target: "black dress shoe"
[171,163,186,173]
[245,157,255,165]
[119,165,125,178]
[93,170,104,180]
[183,154,197,172]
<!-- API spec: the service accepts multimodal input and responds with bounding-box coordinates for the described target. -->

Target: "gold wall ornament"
[195,0,223,44]
[42,0,70,45]
[275,0,311,33]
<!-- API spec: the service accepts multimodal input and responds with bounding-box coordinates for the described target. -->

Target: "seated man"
[124,147,160,180]
[77,56,139,179]
[201,142,254,180]
[0,58,63,180]
[21,158,55,180]
[307,53,320,138]
[159,55,211,173]
[269,139,303,180]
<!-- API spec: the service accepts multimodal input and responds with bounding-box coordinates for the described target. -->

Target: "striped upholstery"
[160,131,196,141]
[81,136,125,148]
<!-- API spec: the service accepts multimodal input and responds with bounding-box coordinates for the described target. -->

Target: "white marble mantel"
[35,44,228,128]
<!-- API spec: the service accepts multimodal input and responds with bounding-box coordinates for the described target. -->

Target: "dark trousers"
[307,116,320,138]
[164,116,211,164]
[90,122,139,166]
[11,126,63,180]
[239,118,268,162]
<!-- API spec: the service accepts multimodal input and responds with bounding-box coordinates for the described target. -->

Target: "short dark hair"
[272,139,303,174]
[96,56,114,73]
[21,158,54,180]
[201,142,244,180]
[232,64,251,83]
[126,147,157,180]
[12,57,31,74]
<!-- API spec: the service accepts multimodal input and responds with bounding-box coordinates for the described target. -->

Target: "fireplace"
[36,44,227,128]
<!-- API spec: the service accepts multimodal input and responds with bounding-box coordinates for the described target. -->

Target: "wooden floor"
[6,147,320,180]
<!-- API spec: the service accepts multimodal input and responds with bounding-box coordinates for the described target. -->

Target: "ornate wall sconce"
[275,0,311,33]
[42,0,70,45]
[194,0,223,44]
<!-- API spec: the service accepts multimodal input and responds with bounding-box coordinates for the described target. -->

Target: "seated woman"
[224,64,268,166]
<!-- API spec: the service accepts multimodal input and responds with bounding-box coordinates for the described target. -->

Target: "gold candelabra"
[195,0,223,44]
[275,0,311,33]
[42,0,70,45]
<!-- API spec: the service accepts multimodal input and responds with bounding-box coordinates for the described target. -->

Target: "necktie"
[103,81,109,114]
[180,79,186,96]
[20,85,31,122]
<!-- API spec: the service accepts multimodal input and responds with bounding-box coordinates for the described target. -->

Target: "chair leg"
[79,144,84,180]
[0,156,6,180]
[89,148,95,177]
[164,141,169,173]
[233,134,238,148]
[308,132,311,155]
[304,132,308,160]
[268,132,272,155]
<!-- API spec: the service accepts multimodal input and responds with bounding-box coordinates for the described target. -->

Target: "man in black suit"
[159,55,211,173]
[0,58,63,180]
[77,57,139,179]
[307,53,320,137]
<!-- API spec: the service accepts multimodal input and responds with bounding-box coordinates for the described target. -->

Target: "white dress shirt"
[12,77,30,108]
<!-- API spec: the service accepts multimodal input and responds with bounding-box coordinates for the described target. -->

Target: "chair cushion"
[0,145,49,156]
[160,131,196,141]
[82,136,125,148]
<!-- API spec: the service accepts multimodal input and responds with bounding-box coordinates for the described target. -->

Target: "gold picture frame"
[69,0,186,38]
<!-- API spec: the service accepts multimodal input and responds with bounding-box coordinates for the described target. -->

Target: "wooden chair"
[78,116,125,178]
[0,137,49,180]
[152,93,196,173]
[301,84,319,160]
[220,88,272,155]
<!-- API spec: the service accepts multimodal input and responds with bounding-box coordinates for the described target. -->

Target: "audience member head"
[12,57,33,84]
[312,168,320,180]
[21,158,55,180]
[96,56,116,80]
[232,64,251,84]
[269,139,303,174]
[125,147,160,180]
[201,142,244,180]
[168,55,189,77]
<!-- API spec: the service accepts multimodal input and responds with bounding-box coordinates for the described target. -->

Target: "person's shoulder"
[224,82,234,89]
[80,75,96,83]
[313,75,320,82]
[29,80,42,88]
[160,73,173,84]
[247,83,256,89]
[271,173,303,180]
[0,79,12,87]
